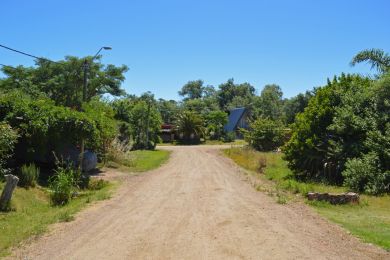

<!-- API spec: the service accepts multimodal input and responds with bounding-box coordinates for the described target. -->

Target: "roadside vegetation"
[0,179,115,257]
[223,147,390,250]
[222,49,390,249]
[105,149,170,172]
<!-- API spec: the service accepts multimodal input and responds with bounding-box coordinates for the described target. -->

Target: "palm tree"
[176,111,205,142]
[351,48,390,74]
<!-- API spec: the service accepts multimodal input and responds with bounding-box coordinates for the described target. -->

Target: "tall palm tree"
[351,48,390,74]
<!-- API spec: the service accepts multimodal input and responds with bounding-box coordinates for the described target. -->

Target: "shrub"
[49,166,77,206]
[17,164,39,188]
[283,74,374,183]
[343,153,390,195]
[0,93,116,165]
[223,132,236,143]
[105,138,134,167]
[0,122,18,177]
[242,118,285,151]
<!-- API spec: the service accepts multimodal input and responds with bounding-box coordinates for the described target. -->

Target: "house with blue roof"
[224,107,250,138]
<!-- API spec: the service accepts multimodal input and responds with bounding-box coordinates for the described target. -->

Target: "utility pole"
[79,47,111,171]
[79,59,89,171]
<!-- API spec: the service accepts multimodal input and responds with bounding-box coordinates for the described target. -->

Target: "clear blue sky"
[1,0,389,99]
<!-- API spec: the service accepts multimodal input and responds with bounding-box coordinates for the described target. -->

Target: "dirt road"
[11,146,389,259]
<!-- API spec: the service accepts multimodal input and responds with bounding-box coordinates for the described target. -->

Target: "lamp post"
[80,46,112,172]
[82,46,112,102]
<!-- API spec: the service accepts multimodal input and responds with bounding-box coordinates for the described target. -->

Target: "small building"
[224,107,250,138]
[160,123,175,142]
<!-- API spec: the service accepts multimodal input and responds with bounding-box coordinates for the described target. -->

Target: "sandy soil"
[9,145,389,259]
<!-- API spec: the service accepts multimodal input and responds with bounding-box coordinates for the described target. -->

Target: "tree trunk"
[0,174,19,211]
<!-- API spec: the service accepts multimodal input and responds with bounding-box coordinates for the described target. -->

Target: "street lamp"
[82,46,112,102]
[93,46,112,60]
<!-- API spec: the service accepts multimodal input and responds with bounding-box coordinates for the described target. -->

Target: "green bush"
[0,122,18,177]
[223,132,236,142]
[49,166,77,206]
[242,118,286,151]
[17,164,39,188]
[343,153,390,195]
[0,92,116,165]
[284,73,390,194]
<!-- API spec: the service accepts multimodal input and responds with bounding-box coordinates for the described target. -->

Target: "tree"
[157,98,180,124]
[351,48,390,74]
[205,111,228,140]
[283,91,313,124]
[217,79,255,110]
[112,95,162,150]
[176,111,205,142]
[242,118,286,151]
[0,56,128,108]
[254,84,284,120]
[282,72,390,194]
[0,123,18,177]
[178,80,205,100]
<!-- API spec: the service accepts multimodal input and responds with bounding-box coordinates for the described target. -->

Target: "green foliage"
[82,98,117,157]
[0,122,18,176]
[243,118,286,151]
[49,165,77,206]
[217,78,255,110]
[17,164,39,188]
[0,92,116,164]
[130,100,162,150]
[157,98,180,124]
[222,132,236,142]
[283,91,313,125]
[284,74,371,183]
[205,110,228,140]
[284,72,390,194]
[343,153,390,195]
[0,56,128,108]
[176,111,205,142]
[112,94,162,150]
[351,48,390,74]
[254,84,284,120]
[178,80,205,100]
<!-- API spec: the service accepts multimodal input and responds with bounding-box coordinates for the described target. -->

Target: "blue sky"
[1,0,389,99]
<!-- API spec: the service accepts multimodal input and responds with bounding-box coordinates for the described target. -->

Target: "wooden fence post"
[0,174,19,211]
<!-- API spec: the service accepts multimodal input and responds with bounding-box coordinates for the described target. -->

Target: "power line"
[0,43,59,64]
[0,63,16,69]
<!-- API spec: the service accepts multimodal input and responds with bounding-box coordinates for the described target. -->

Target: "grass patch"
[107,149,170,172]
[203,139,247,146]
[0,181,116,257]
[158,139,247,146]
[223,147,390,250]
[128,150,170,172]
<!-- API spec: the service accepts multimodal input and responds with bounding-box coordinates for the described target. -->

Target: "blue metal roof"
[224,107,246,132]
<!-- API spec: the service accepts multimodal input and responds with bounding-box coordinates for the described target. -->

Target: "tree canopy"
[0,56,128,108]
